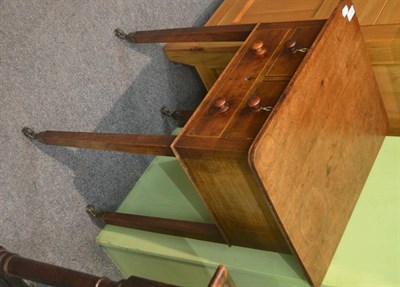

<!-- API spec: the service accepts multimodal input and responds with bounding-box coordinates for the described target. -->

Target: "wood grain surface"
[175,149,290,252]
[249,1,388,285]
[35,131,176,156]
[163,0,399,135]
[173,20,326,254]
[128,24,255,43]
[98,211,226,244]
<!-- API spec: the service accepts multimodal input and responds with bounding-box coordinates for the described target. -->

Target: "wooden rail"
[0,246,236,287]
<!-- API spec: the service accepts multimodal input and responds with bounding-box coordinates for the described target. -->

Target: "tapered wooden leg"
[160,106,194,126]
[86,205,227,244]
[22,128,176,156]
[114,24,256,43]
[0,246,178,287]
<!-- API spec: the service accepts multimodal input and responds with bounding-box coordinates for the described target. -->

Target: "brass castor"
[22,127,37,139]
[160,106,173,117]
[85,205,98,218]
[114,28,127,40]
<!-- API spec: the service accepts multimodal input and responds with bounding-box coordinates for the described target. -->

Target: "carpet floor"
[0,0,221,281]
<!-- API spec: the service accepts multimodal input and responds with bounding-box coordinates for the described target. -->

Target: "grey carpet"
[0,0,222,281]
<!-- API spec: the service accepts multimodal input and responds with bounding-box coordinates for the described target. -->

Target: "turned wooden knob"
[251,41,267,55]
[213,97,229,113]
[248,96,262,112]
[286,40,298,53]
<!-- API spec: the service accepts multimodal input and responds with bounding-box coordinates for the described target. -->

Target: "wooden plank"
[195,65,221,90]
[238,0,323,23]
[216,0,258,25]
[373,65,400,135]
[351,0,388,25]
[362,24,400,65]
[353,0,387,25]
[231,0,256,23]
[314,0,339,19]
[250,1,388,285]
[206,0,239,26]
[376,0,400,24]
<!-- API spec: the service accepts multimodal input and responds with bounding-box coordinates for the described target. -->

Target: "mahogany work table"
[23,1,388,286]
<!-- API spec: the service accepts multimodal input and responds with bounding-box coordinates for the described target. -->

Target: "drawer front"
[268,25,322,76]
[187,27,290,137]
[223,25,323,140]
[186,23,324,141]
[224,80,289,139]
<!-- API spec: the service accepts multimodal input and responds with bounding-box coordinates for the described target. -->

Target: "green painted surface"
[97,136,400,286]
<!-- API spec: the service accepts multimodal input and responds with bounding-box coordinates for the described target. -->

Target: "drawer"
[186,24,324,140]
[187,27,290,138]
[224,80,288,139]
[268,25,322,76]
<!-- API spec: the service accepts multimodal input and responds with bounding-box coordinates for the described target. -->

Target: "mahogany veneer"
[173,1,387,285]
[24,1,387,286]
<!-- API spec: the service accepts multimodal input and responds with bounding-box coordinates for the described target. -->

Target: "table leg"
[22,127,176,156]
[86,205,227,244]
[160,106,194,126]
[114,24,255,43]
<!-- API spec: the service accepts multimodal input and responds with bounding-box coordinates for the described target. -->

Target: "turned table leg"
[1,246,236,287]
[0,246,178,287]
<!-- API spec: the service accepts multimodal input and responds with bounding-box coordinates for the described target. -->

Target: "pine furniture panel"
[376,0,400,24]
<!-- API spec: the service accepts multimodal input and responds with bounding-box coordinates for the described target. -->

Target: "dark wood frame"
[0,246,235,287]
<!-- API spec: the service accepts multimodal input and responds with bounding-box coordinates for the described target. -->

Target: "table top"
[169,1,388,285]
[250,1,388,285]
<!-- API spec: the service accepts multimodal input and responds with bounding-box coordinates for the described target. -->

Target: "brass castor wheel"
[85,204,98,218]
[160,106,173,117]
[114,28,127,40]
[22,127,37,139]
